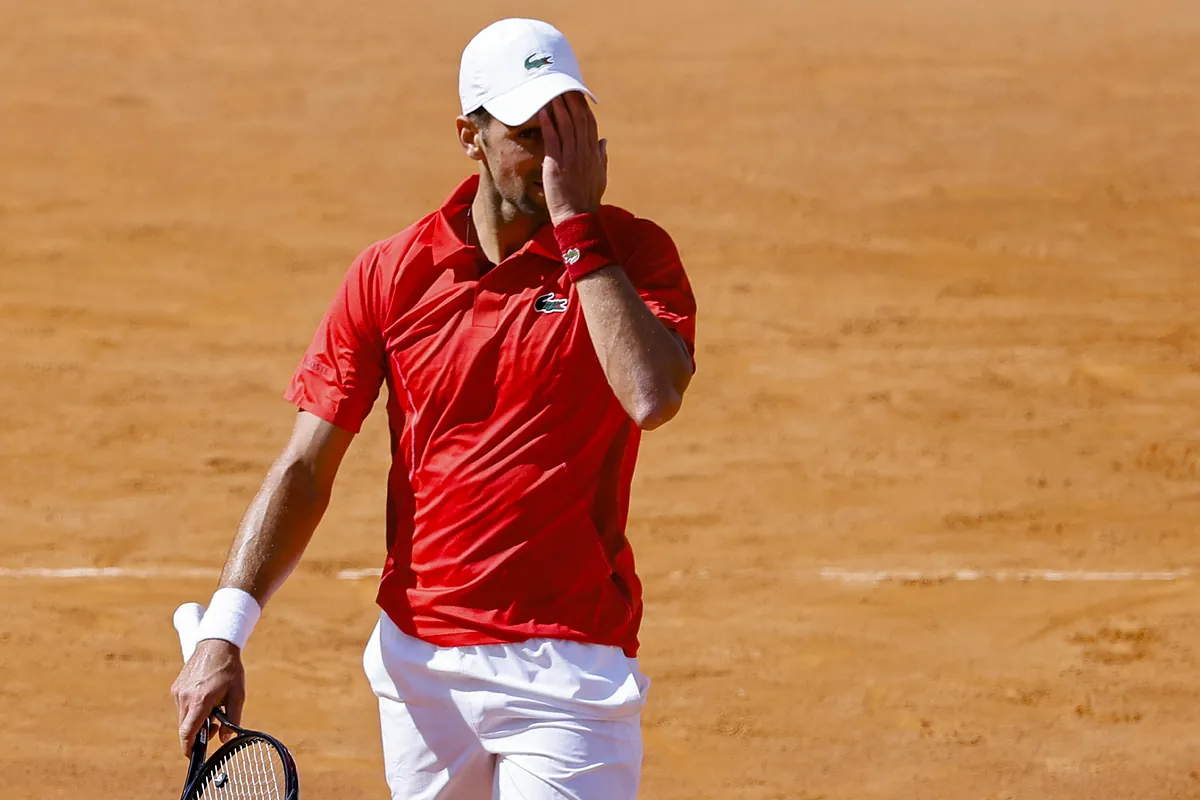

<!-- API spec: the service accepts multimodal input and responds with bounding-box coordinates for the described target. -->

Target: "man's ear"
[456,116,486,162]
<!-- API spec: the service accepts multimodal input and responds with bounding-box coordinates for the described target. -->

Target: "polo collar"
[432,174,562,267]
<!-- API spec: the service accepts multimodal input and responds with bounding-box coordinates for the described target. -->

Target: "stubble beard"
[513,193,548,222]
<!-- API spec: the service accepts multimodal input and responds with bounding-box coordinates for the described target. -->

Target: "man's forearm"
[573,265,693,430]
[216,453,333,605]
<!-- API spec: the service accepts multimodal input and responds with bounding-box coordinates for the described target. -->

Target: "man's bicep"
[282,410,356,490]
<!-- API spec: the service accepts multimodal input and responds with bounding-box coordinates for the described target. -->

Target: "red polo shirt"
[285,175,696,657]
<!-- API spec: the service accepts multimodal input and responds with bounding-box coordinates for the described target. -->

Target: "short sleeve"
[619,218,698,363]
[283,244,387,433]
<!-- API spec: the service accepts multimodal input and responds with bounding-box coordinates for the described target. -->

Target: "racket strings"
[192,738,287,800]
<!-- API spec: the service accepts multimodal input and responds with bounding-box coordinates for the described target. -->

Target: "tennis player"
[172,17,697,799]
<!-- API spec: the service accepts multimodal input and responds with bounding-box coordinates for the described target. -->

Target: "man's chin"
[516,196,550,223]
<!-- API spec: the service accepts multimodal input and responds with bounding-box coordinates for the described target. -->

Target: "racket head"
[180,713,299,800]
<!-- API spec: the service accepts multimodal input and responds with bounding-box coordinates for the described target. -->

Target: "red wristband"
[553,212,618,281]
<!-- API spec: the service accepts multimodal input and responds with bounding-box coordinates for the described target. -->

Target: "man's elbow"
[631,386,684,431]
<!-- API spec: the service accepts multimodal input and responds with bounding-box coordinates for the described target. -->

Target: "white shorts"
[362,611,651,800]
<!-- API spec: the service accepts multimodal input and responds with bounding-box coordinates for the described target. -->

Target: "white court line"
[0,566,377,580]
[0,566,1190,583]
[336,568,381,580]
[819,568,1191,585]
[0,566,381,580]
[0,567,214,579]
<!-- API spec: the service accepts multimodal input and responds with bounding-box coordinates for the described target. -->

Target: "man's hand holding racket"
[170,603,247,756]
[170,601,299,799]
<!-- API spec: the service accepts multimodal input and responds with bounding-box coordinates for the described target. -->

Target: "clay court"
[3,0,1200,796]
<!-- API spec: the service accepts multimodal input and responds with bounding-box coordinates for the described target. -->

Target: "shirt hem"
[382,608,640,658]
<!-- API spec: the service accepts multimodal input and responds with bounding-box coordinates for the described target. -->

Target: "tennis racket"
[173,602,300,800]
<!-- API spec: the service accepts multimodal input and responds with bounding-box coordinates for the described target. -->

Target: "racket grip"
[174,602,206,662]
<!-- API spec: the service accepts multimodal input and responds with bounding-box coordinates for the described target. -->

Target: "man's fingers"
[178,701,211,756]
[540,92,606,221]
[220,689,246,743]
[599,137,609,197]
[564,92,603,204]
[551,96,576,161]
[562,92,589,161]
[576,92,599,155]
[538,107,560,163]
[224,689,245,727]
[171,643,246,757]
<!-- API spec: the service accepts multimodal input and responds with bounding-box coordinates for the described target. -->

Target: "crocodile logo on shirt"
[534,292,569,313]
[524,53,554,71]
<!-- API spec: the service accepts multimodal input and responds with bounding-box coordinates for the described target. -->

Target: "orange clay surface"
[2,1,1200,797]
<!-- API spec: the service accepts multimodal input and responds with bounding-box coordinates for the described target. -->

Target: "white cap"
[458,18,597,127]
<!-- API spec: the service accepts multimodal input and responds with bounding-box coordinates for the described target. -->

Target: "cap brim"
[482,72,598,127]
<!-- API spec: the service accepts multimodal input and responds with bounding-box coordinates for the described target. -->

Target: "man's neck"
[470,172,543,265]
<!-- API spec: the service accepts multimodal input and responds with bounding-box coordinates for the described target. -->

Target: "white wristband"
[195,587,262,650]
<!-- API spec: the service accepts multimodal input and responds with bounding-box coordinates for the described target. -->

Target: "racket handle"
[174,602,206,662]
